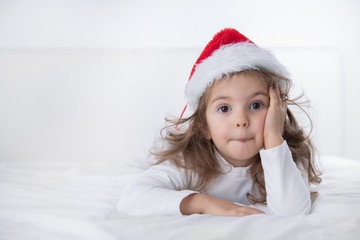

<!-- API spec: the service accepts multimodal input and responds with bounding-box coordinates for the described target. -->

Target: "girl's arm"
[118,161,264,217]
[117,162,198,216]
[180,193,264,217]
[260,142,311,215]
[261,84,311,215]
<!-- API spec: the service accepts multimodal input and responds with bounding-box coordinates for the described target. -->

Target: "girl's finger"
[268,86,276,106]
[274,82,288,112]
[274,82,282,103]
[269,83,279,107]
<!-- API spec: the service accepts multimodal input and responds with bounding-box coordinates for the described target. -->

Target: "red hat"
[184,28,289,110]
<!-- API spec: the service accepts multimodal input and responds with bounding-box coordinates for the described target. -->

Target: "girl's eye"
[218,105,231,113]
[250,102,263,110]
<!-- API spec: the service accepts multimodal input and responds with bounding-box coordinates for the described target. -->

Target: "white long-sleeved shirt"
[117,141,311,216]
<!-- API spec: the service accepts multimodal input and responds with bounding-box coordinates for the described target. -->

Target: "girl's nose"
[234,112,249,128]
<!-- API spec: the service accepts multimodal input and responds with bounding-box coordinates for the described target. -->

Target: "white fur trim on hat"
[184,42,290,110]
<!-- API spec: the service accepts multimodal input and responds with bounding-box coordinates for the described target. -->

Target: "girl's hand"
[263,82,287,149]
[180,193,264,217]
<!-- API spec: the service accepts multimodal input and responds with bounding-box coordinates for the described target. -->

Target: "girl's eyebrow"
[210,96,230,105]
[210,91,269,105]
[251,91,269,98]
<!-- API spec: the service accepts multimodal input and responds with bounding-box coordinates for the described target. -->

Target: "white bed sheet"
[0,156,359,240]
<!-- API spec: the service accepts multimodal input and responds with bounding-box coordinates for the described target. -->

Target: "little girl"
[117,28,321,217]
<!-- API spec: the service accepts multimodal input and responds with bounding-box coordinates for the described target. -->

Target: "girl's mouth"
[237,138,250,143]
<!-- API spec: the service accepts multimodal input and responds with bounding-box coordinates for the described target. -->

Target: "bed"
[0,48,359,239]
[0,155,359,240]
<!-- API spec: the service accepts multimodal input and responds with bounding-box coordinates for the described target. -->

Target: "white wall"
[0,0,359,162]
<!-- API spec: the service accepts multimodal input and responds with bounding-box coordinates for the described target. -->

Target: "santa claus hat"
[184,28,290,110]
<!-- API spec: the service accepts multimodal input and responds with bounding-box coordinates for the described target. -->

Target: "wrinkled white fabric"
[1,155,360,240]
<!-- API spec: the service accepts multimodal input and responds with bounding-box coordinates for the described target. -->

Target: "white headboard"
[0,48,343,163]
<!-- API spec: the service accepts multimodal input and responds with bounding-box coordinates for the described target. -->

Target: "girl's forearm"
[180,193,204,215]
[180,193,265,217]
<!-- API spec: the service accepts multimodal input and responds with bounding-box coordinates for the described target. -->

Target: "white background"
[0,0,359,164]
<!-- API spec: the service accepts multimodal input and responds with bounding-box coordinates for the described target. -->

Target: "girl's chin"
[224,154,259,167]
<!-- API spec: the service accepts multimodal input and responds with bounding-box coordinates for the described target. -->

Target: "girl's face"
[205,73,269,167]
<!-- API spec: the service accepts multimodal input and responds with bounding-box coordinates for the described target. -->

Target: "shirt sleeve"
[116,162,198,216]
[259,141,311,216]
